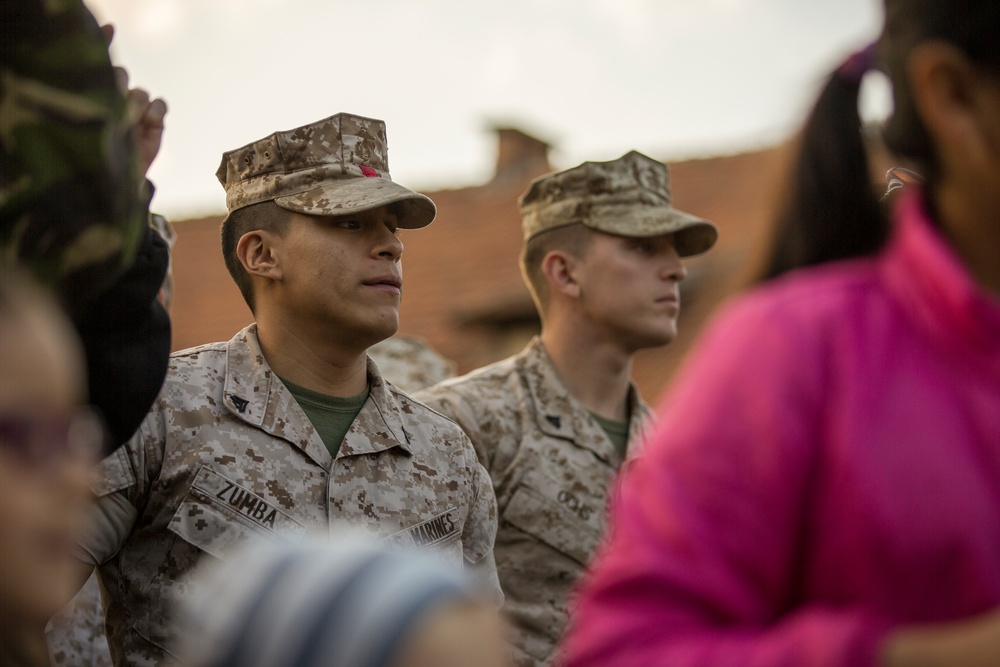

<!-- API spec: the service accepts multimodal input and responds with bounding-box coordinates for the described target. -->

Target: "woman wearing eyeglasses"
[561,0,1000,665]
[0,275,103,667]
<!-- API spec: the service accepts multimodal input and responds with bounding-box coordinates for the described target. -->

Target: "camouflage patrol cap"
[518,150,718,257]
[216,112,435,228]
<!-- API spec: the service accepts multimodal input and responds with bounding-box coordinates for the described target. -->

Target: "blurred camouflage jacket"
[368,335,456,393]
[46,574,112,667]
[0,0,143,313]
[416,337,652,667]
[81,324,500,666]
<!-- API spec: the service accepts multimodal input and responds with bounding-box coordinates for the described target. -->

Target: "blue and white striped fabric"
[177,535,473,667]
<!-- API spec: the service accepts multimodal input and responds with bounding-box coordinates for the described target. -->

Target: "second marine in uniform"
[417,151,717,665]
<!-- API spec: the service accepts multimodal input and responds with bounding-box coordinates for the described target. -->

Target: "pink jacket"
[560,192,1000,667]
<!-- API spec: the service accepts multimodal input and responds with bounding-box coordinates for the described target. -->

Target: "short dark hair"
[220,201,292,312]
[519,223,594,314]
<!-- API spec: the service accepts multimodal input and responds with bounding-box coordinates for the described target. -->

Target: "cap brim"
[274,178,436,229]
[587,208,718,257]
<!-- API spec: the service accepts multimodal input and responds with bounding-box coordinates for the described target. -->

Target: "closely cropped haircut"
[220,201,293,312]
[519,223,594,314]
[760,0,1000,282]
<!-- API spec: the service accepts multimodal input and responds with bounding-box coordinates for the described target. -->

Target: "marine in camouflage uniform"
[81,325,497,666]
[416,151,718,666]
[78,113,500,666]
[418,339,651,665]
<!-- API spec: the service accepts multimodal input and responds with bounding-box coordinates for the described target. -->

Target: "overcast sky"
[84,0,884,220]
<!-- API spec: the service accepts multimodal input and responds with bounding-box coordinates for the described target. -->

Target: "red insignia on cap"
[360,165,378,178]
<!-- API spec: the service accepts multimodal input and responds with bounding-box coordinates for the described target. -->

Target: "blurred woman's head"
[881,0,1000,186]
[762,0,1000,281]
[0,274,100,630]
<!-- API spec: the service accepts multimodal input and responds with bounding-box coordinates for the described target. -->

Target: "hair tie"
[838,43,877,83]
[882,166,925,201]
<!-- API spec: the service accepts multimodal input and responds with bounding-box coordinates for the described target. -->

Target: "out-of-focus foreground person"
[0,275,102,666]
[560,0,1000,666]
[2,11,175,664]
[175,536,509,667]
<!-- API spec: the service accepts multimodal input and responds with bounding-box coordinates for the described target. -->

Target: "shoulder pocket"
[502,484,601,565]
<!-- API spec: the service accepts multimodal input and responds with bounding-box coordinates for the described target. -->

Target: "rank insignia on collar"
[545,415,562,429]
[230,396,250,414]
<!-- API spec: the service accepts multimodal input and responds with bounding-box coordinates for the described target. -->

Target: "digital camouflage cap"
[216,113,436,229]
[519,150,718,257]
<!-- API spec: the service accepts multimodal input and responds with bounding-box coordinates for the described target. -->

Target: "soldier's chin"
[365,317,400,347]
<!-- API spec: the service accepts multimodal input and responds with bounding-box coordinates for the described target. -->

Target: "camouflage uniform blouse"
[415,337,651,667]
[80,324,499,666]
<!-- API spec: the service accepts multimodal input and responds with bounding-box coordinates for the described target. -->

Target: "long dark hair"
[760,0,1000,281]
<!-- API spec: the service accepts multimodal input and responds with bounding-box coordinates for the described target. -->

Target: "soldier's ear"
[237,230,283,281]
[541,250,581,300]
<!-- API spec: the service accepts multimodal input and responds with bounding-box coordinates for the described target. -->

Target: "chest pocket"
[502,483,602,565]
[168,465,307,560]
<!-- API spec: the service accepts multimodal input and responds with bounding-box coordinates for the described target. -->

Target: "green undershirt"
[279,376,370,458]
[589,411,630,459]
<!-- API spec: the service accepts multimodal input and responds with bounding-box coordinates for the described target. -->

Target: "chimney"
[491,127,552,186]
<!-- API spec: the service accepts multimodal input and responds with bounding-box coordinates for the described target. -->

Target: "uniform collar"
[339,357,414,458]
[516,337,650,464]
[222,325,412,469]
